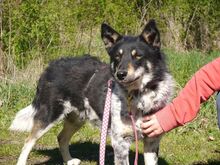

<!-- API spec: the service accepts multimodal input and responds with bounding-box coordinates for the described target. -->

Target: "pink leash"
[129,112,138,165]
[99,80,139,165]
[99,80,113,165]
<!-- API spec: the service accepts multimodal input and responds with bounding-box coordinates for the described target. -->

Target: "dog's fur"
[10,20,174,165]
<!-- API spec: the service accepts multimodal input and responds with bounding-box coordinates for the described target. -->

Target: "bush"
[1,0,220,71]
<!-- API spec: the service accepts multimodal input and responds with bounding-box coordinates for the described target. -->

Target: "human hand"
[141,114,164,138]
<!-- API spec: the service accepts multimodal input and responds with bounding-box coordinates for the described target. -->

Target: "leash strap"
[128,94,139,165]
[129,112,138,165]
[99,79,112,165]
[99,81,138,165]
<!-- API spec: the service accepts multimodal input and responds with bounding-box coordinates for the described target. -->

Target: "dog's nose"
[116,71,127,80]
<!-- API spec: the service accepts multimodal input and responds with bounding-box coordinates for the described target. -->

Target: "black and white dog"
[10,20,174,165]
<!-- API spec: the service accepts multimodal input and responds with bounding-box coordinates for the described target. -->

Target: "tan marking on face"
[127,63,135,76]
[119,49,123,55]
[131,49,136,56]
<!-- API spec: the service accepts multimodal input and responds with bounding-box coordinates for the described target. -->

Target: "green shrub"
[1,0,220,71]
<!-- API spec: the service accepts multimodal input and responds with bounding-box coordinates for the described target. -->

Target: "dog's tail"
[9,104,36,132]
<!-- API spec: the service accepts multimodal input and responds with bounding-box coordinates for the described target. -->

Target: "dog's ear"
[140,19,160,49]
[101,23,122,51]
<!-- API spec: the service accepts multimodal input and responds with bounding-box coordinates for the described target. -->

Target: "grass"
[0,50,220,165]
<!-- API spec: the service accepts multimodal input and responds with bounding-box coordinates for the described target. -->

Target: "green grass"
[0,50,220,165]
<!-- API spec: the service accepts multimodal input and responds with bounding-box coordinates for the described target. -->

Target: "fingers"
[142,126,163,138]
[141,120,156,136]
[141,114,164,138]
[142,127,154,136]
[147,129,163,138]
[141,114,156,129]
[141,119,153,129]
[141,122,154,134]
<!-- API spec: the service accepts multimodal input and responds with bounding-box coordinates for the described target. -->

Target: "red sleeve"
[156,57,220,132]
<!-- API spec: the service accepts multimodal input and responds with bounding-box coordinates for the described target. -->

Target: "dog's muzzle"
[116,71,141,87]
[116,71,127,81]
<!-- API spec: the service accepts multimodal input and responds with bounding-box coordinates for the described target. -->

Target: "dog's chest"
[129,91,157,114]
[110,85,158,139]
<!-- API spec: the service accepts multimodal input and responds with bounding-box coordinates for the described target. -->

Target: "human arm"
[142,57,220,137]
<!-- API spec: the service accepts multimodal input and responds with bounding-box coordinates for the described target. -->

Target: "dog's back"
[33,55,111,124]
[11,55,111,133]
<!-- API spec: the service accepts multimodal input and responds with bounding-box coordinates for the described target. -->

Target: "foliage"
[137,0,220,50]
[1,0,220,71]
[2,0,139,69]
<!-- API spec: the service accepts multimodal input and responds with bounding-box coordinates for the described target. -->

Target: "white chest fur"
[110,73,174,139]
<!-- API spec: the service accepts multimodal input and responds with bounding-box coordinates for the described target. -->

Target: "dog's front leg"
[111,90,130,165]
[143,136,161,165]
[111,134,130,165]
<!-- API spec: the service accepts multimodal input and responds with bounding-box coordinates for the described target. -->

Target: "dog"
[10,19,174,165]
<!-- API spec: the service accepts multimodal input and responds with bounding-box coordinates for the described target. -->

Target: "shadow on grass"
[192,150,220,165]
[34,142,168,165]
[193,160,220,165]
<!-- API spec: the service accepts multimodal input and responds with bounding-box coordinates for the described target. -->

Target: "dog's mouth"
[114,67,145,87]
[119,76,141,86]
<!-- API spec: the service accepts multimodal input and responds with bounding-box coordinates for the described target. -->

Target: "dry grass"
[0,57,44,86]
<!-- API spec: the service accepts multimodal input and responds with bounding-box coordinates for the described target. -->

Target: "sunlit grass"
[0,50,219,164]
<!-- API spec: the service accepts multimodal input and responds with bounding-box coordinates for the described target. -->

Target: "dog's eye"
[114,55,120,61]
[131,49,142,60]
[134,54,142,60]
[114,49,123,61]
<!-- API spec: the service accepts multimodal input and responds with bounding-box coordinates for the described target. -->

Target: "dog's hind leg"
[16,119,56,165]
[58,116,84,165]
[143,137,161,165]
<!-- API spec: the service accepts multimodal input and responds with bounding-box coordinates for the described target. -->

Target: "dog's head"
[101,20,165,90]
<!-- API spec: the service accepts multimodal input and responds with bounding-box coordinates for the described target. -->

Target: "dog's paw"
[67,158,81,165]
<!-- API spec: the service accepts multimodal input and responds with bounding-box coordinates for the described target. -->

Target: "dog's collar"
[126,90,139,113]
[127,89,139,99]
